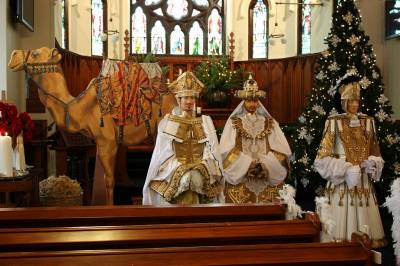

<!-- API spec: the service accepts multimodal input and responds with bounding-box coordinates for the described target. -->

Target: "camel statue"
[8,47,176,205]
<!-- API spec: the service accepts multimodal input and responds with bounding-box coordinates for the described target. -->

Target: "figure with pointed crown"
[219,74,292,204]
[142,71,224,205]
[313,74,387,248]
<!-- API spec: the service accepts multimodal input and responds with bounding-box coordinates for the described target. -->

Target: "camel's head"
[8,47,62,72]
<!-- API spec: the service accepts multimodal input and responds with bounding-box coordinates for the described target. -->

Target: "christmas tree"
[291,0,400,202]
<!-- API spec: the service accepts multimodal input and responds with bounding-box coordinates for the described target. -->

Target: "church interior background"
[0,0,399,265]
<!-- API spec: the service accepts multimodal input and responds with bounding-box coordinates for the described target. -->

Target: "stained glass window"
[130,0,225,55]
[208,9,222,55]
[91,0,104,56]
[251,0,268,58]
[193,0,209,7]
[131,7,147,54]
[151,21,166,54]
[167,0,189,20]
[154,8,164,16]
[192,9,200,16]
[301,0,312,54]
[171,25,185,54]
[189,21,203,55]
[145,0,161,5]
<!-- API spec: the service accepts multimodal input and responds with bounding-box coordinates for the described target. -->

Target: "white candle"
[0,133,14,177]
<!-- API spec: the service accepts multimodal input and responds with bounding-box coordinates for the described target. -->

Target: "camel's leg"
[97,143,118,205]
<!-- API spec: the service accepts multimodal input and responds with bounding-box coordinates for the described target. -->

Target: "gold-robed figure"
[142,71,224,205]
[220,75,292,203]
[314,74,386,248]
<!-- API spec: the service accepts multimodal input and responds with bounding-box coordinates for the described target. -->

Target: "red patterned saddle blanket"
[96,60,166,126]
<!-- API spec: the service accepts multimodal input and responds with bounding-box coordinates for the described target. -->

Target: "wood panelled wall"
[59,49,320,124]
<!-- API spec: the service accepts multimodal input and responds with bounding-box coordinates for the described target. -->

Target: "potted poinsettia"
[0,102,34,141]
[195,56,243,107]
[0,102,34,172]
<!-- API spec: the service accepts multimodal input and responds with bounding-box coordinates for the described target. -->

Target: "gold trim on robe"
[150,114,220,203]
[223,115,288,203]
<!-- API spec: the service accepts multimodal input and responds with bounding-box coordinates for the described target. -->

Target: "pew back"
[0,204,285,228]
[0,220,319,252]
[0,243,372,266]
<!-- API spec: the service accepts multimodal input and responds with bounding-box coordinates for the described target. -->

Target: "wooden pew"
[0,204,286,228]
[0,241,372,266]
[0,219,319,252]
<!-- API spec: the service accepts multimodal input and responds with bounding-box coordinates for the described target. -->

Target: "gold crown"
[234,74,266,100]
[168,71,204,98]
[339,82,360,100]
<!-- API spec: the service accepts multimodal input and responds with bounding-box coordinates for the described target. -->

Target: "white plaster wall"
[68,0,92,55]
[6,0,57,176]
[384,39,400,119]
[6,1,21,108]
[311,2,333,53]
[54,0,63,47]
[0,0,7,94]
[356,0,384,71]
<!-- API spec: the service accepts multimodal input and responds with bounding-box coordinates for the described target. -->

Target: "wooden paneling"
[57,48,320,124]
[0,241,372,266]
[0,220,319,252]
[0,204,285,228]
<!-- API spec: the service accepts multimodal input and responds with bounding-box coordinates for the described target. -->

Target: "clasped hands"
[247,159,268,180]
[344,159,377,188]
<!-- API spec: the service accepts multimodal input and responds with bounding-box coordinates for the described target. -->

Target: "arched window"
[249,0,268,59]
[91,0,106,56]
[299,0,312,54]
[130,0,225,55]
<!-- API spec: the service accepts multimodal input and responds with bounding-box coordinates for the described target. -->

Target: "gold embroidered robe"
[220,113,291,204]
[143,113,223,205]
[314,114,386,248]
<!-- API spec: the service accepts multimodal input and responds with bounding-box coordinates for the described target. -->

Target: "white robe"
[143,113,224,205]
[314,114,386,248]
[220,104,292,187]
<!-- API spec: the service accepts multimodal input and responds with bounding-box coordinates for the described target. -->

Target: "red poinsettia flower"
[0,103,34,140]
[0,121,8,135]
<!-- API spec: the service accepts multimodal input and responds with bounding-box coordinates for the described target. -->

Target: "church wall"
[356,0,384,71]
[67,0,92,56]
[5,1,20,108]
[356,0,400,119]
[5,0,57,176]
[384,39,400,120]
[310,2,333,53]
[0,0,8,98]
[49,0,400,119]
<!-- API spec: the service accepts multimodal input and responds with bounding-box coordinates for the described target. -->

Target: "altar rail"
[58,49,319,124]
[0,204,285,228]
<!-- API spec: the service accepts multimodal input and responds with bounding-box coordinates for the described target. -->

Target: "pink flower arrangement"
[0,102,34,140]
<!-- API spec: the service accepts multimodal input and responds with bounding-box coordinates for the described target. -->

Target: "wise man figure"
[314,74,386,248]
[220,75,292,203]
[142,71,224,205]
